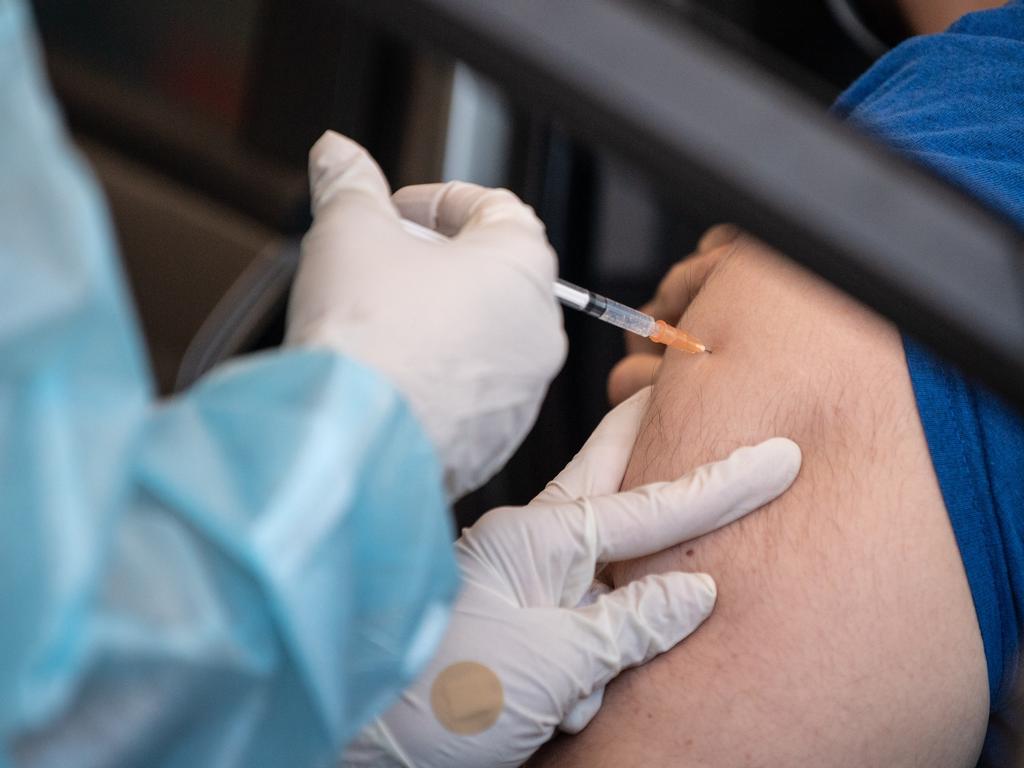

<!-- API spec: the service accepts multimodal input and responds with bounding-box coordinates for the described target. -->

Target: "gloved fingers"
[588,437,801,562]
[569,571,716,694]
[607,354,661,406]
[391,182,451,233]
[393,181,550,258]
[307,131,399,224]
[562,568,611,733]
[533,388,651,504]
[560,687,605,734]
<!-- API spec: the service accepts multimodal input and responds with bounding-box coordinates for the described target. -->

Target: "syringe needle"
[649,319,710,354]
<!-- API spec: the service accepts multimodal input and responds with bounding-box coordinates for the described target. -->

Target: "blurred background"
[31,0,892,524]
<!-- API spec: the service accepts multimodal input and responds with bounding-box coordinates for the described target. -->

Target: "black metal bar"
[341,0,1024,408]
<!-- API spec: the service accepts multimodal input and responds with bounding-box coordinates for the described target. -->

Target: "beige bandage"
[430,661,504,735]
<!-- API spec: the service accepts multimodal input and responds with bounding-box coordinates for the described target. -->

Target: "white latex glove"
[343,388,802,768]
[286,131,566,499]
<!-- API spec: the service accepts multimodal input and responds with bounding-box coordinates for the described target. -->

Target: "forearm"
[10,351,458,768]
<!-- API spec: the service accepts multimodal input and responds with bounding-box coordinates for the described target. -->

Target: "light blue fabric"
[0,2,458,766]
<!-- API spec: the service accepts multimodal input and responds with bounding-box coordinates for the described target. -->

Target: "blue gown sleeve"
[0,3,458,766]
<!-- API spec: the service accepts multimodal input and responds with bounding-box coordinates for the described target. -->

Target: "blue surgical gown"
[0,2,458,766]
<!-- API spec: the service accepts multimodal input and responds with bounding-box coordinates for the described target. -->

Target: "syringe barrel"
[553,279,591,310]
[400,227,666,341]
[593,296,657,337]
[554,280,656,337]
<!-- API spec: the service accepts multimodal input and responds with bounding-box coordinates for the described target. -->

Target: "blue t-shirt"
[833,3,1024,763]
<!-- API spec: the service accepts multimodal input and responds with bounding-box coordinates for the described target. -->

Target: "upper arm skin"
[530,243,989,767]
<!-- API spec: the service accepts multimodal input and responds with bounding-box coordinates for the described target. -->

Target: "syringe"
[400,218,709,354]
[552,280,709,354]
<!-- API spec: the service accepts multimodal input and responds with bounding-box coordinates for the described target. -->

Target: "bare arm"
[530,240,988,767]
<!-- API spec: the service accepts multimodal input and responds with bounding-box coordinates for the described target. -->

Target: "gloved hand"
[343,388,802,767]
[286,131,566,499]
